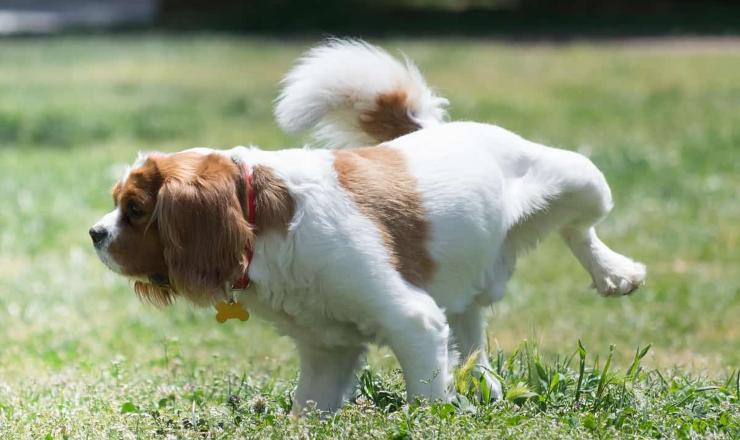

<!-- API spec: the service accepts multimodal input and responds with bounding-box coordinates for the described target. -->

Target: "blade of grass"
[573,339,586,408]
[721,369,735,392]
[626,344,652,381]
[593,344,615,410]
[454,350,480,397]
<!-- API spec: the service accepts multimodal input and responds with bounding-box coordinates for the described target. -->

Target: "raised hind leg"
[550,151,646,295]
[562,226,646,296]
[508,146,646,295]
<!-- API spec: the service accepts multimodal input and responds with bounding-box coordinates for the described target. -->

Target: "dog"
[90,39,646,413]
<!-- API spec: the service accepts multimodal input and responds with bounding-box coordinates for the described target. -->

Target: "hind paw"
[591,257,646,296]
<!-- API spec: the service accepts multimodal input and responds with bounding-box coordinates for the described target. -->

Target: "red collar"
[232,161,255,290]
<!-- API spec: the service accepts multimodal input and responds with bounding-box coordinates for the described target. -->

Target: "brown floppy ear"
[252,164,295,233]
[155,154,252,305]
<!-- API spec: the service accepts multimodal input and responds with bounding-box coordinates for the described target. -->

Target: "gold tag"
[215,301,250,323]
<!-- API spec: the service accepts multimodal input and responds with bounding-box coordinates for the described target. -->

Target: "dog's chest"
[241,286,373,348]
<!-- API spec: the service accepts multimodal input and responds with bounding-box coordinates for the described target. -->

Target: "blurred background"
[0,0,739,36]
[0,0,738,436]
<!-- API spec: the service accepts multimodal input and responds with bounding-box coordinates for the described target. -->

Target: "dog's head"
[89,151,253,306]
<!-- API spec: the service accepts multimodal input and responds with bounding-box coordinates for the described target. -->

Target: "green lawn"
[0,36,738,438]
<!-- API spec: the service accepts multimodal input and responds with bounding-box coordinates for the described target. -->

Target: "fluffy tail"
[275,39,448,149]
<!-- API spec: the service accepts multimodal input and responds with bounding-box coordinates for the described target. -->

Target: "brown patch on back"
[359,90,421,143]
[334,146,435,286]
[252,165,295,233]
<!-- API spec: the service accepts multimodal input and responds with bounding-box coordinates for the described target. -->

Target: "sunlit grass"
[0,35,738,438]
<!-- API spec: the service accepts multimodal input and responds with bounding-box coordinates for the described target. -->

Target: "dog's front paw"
[592,255,646,296]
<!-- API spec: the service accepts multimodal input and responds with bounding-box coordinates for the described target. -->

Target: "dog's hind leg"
[549,151,646,296]
[448,306,502,401]
[508,147,646,296]
[292,343,366,414]
[378,284,453,404]
[562,226,646,296]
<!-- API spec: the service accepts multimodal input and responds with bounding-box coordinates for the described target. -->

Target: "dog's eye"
[127,201,144,220]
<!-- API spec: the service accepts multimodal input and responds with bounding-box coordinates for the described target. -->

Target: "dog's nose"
[89,226,108,247]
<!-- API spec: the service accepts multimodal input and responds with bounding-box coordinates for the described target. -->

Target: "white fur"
[274,39,448,149]
[94,40,646,414]
[92,208,124,274]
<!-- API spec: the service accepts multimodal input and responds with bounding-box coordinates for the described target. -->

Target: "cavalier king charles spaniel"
[90,40,646,413]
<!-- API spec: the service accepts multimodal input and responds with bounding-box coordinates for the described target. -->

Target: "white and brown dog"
[90,40,646,413]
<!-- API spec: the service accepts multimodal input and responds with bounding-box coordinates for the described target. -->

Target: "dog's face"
[90,151,252,306]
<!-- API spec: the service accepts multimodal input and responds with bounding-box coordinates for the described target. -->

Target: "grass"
[0,35,738,438]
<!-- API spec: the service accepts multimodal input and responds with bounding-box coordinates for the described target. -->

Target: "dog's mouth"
[147,273,170,287]
[93,249,170,290]
[94,246,125,275]
[94,246,175,305]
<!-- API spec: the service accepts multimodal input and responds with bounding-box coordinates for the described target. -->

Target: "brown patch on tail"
[333,146,435,286]
[359,90,421,143]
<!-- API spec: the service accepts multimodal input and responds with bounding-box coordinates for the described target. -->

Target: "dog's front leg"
[291,343,365,415]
